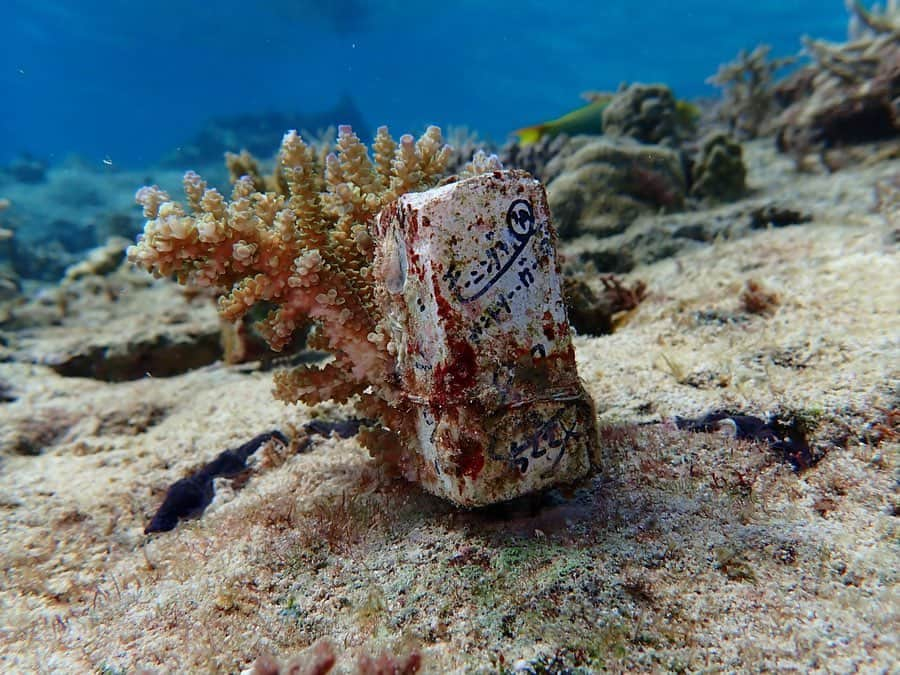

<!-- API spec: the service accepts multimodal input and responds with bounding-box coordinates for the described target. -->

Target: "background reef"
[2,0,848,167]
[0,1,898,673]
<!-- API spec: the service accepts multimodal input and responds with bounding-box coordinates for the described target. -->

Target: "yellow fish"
[514,96,613,146]
[514,93,701,145]
[675,100,701,130]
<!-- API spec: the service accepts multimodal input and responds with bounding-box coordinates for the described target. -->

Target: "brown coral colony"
[129,125,450,401]
[128,126,458,479]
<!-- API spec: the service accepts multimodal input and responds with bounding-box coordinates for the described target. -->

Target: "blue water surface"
[2,0,848,168]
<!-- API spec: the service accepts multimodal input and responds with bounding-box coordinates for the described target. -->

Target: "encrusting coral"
[128,125,456,468]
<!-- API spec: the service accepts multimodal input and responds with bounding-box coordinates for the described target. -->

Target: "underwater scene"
[1,0,898,672]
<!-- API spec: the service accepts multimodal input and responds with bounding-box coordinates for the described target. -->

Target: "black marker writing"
[443,199,538,303]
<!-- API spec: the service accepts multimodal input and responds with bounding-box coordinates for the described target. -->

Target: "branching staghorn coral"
[707,45,796,139]
[847,0,900,40]
[128,126,452,416]
[808,1,899,84]
[774,1,900,166]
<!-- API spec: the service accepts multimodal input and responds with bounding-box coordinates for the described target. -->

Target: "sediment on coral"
[545,138,686,238]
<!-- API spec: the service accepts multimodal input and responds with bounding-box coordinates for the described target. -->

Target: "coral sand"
[0,135,896,672]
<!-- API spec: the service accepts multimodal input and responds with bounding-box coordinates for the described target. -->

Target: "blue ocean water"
[3,0,848,168]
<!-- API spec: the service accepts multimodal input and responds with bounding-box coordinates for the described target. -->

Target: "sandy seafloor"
[0,141,897,673]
